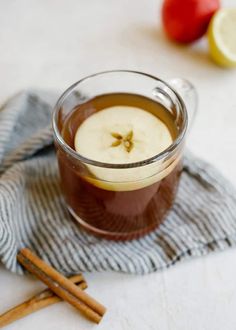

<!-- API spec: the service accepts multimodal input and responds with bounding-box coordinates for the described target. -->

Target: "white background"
[0,0,236,329]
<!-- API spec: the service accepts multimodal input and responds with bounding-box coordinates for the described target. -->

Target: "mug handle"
[167,78,198,129]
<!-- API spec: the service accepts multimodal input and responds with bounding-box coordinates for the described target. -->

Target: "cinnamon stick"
[0,274,87,328]
[17,248,106,323]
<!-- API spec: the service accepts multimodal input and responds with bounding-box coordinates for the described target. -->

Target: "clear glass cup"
[52,70,197,240]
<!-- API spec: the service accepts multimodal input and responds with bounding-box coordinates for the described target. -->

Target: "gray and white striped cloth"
[0,90,236,275]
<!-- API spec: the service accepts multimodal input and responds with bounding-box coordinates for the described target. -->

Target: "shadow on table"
[121,23,224,71]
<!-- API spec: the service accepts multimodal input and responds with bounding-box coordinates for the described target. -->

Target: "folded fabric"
[0,90,236,275]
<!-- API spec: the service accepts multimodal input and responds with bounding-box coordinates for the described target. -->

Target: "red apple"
[162,0,220,43]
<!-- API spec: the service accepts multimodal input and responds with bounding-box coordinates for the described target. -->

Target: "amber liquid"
[57,93,182,240]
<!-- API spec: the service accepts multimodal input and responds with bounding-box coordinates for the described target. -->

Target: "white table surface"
[0,0,236,329]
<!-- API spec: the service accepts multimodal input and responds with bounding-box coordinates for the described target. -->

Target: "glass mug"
[52,70,197,240]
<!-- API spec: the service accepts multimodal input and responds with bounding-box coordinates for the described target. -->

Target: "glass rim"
[52,70,188,169]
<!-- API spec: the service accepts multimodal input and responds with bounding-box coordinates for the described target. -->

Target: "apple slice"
[74,106,176,191]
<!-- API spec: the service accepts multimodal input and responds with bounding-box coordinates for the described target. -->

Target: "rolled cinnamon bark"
[17,248,106,323]
[0,274,87,328]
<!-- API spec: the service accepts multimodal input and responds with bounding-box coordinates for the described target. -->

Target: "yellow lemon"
[208,8,236,67]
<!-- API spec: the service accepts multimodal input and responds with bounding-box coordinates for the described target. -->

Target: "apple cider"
[56,93,183,240]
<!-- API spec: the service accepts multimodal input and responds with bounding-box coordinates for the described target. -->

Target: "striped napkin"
[0,90,236,275]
